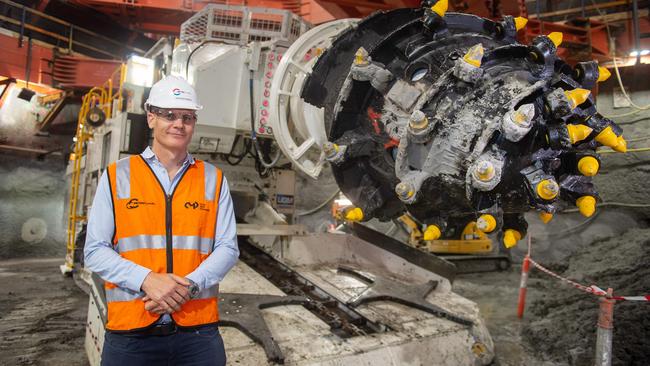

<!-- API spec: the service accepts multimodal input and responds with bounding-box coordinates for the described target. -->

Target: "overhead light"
[334,198,352,207]
[125,55,155,87]
[629,50,650,57]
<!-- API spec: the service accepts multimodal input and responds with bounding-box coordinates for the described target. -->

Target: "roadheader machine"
[62,2,624,364]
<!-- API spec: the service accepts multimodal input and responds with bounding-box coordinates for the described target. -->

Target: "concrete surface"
[221,233,495,365]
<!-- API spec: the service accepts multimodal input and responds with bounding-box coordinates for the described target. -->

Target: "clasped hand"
[141,272,191,315]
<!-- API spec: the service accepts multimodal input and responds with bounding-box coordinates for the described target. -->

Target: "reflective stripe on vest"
[105,155,223,331]
[115,157,131,199]
[117,235,214,255]
[106,284,219,302]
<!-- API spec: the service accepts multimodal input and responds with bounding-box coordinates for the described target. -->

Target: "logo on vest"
[126,198,155,209]
[184,201,209,211]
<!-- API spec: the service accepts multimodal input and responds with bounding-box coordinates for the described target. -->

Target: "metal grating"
[211,31,241,42]
[180,4,311,45]
[249,35,272,42]
[212,8,244,28]
[249,16,283,33]
[290,18,302,39]
[180,10,209,43]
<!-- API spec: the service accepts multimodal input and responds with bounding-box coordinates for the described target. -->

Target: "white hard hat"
[145,75,203,110]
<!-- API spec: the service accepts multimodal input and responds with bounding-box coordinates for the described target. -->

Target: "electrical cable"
[602,109,643,119]
[623,135,650,143]
[184,40,223,80]
[563,201,650,213]
[295,189,341,216]
[225,135,252,166]
[547,202,650,238]
[551,201,650,237]
[228,135,247,158]
[546,211,600,237]
[596,202,650,208]
[611,54,650,111]
[598,147,650,154]
[616,117,650,125]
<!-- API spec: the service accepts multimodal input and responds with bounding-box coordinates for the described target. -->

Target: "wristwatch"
[188,279,200,299]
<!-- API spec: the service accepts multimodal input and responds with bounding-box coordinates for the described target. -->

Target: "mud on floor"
[455,227,649,366]
[1,229,647,366]
[0,258,88,366]
[523,227,650,366]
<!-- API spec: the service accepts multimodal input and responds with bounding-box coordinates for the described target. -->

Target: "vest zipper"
[166,194,173,273]
[138,155,192,275]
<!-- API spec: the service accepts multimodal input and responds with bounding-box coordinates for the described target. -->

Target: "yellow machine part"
[426,239,493,254]
[425,221,493,254]
[397,214,423,246]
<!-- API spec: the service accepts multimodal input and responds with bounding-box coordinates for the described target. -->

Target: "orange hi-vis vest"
[105,155,223,332]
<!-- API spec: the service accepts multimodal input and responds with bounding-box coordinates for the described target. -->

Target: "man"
[84,75,239,366]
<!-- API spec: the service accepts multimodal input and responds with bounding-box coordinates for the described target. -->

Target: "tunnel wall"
[0,84,70,259]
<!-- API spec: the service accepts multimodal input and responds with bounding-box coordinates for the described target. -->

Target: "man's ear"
[146,113,155,129]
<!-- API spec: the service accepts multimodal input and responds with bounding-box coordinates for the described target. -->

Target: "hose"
[563,202,650,213]
[617,118,650,126]
[295,189,341,216]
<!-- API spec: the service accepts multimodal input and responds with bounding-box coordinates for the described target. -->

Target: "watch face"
[190,284,200,298]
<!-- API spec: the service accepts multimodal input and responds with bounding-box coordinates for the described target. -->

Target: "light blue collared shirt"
[84,147,239,320]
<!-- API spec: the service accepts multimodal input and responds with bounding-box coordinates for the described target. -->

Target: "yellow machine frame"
[62,64,127,273]
[397,215,493,255]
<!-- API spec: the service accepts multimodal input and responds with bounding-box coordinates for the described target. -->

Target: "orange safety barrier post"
[517,236,532,318]
[517,254,531,318]
[595,288,614,366]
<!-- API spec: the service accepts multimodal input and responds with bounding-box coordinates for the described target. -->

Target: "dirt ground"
[456,227,650,366]
[0,256,544,366]
[522,228,650,366]
[1,233,647,366]
[0,258,89,366]
[454,270,553,366]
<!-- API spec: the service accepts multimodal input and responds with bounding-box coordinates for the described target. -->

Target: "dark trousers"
[101,326,226,366]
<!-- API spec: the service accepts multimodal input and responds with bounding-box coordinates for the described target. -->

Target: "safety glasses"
[149,107,197,124]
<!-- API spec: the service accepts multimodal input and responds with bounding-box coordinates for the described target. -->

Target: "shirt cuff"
[127,265,152,293]
[185,272,205,292]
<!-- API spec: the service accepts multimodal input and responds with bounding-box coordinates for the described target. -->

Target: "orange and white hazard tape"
[528,257,650,302]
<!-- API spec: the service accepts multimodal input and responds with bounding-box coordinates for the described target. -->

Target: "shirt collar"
[141,146,195,165]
